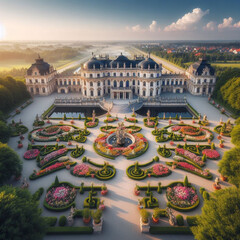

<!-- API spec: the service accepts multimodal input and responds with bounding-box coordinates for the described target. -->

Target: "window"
[143,74,146,78]
[162,81,165,86]
[197,79,200,84]
[98,81,100,86]
[204,79,207,83]
[133,80,135,85]
[120,73,123,77]
[157,73,159,77]
[91,90,94,96]
[90,74,93,78]
[120,81,123,87]
[171,81,174,85]
[143,81,146,87]
[108,72,110,76]
[197,87,200,93]
[150,74,153,78]
[35,79,38,83]
[133,73,135,77]
[29,79,32,83]
[108,80,110,85]
[97,74,100,77]
[138,73,140,77]
[126,80,129,87]
[68,80,71,85]
[150,90,153,96]
[98,90,101,96]
[127,73,129,76]
[150,82,153,87]
[64,81,67,85]
[210,79,213,84]
[73,81,75,85]
[114,80,117,87]
[30,87,34,93]
[90,82,93,87]
[42,87,45,93]
[84,90,87,95]
[113,73,116,77]
[143,90,146,96]
[35,72,37,75]
[180,81,182,85]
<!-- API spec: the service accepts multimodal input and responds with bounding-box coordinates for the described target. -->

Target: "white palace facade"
[25,53,216,99]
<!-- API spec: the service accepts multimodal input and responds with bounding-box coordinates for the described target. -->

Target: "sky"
[0,0,240,41]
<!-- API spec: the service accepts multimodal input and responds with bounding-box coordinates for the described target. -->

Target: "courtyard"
[7,92,233,240]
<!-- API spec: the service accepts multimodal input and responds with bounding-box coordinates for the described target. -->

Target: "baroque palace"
[25,53,216,99]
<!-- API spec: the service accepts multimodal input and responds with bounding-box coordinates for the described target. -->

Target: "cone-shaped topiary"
[183,176,189,187]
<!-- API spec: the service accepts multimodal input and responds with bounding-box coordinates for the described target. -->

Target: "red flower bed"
[24,149,40,160]
[202,149,220,159]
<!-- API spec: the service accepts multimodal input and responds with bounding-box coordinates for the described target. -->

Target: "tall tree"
[191,187,240,240]
[0,143,22,183]
[231,125,240,146]
[0,121,11,143]
[0,185,47,240]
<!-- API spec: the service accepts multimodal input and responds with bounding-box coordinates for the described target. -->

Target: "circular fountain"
[106,122,135,147]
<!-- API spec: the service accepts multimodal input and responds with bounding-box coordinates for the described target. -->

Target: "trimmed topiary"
[59,216,67,226]
[176,214,184,226]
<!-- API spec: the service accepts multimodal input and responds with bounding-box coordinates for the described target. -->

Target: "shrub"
[186,216,197,226]
[32,187,44,201]
[82,208,91,219]
[59,216,67,227]
[45,217,57,227]
[46,226,93,235]
[199,187,205,195]
[203,191,210,200]
[176,215,184,226]
[0,121,11,143]
[140,209,149,223]
[183,175,189,186]
[92,209,102,224]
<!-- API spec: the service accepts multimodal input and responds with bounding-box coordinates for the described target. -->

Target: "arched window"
[98,90,101,96]
[108,80,110,85]
[133,80,135,85]
[30,87,34,93]
[90,74,93,78]
[150,90,153,96]
[97,74,100,78]
[126,80,129,87]
[197,87,200,93]
[91,90,94,96]
[150,74,153,78]
[150,82,153,87]
[113,73,116,77]
[42,87,45,93]
[143,73,146,78]
[127,73,129,77]
[120,81,123,87]
[114,80,117,87]
[120,73,123,77]
[143,90,146,96]
[143,81,146,87]
[90,82,93,87]
[98,81,100,86]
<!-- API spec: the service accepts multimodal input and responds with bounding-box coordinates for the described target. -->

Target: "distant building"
[25,54,216,98]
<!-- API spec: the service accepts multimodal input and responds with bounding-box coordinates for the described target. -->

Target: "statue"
[166,207,176,226]
[21,178,29,189]
[92,110,96,123]
[147,110,150,125]
[203,114,207,121]
[67,206,75,226]
[132,107,135,116]
[116,122,126,146]
[215,177,220,186]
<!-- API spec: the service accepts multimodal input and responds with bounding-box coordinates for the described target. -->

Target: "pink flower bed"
[202,149,220,159]
[24,149,40,160]
[152,164,170,176]
[175,148,204,166]
[60,126,71,132]
[72,163,90,176]
[40,148,68,167]
[177,162,210,177]
[86,122,96,126]
[171,126,181,131]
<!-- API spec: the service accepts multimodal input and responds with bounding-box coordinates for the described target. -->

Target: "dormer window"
[35,72,37,75]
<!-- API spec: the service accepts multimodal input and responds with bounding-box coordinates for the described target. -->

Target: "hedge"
[84,118,99,128]
[10,124,28,137]
[46,227,93,235]
[176,215,184,226]
[45,217,58,227]
[32,187,44,201]
[59,216,67,226]
[93,143,115,159]
[42,104,55,119]
[149,226,192,235]
[43,199,76,212]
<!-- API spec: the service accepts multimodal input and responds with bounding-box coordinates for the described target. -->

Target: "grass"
[211,63,240,69]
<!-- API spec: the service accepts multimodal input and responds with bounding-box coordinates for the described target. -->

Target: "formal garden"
[1,94,240,240]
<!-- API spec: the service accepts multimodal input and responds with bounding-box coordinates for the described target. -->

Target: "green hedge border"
[46,227,93,234]
[150,226,192,235]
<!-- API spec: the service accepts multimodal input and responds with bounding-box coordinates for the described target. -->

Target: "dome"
[138,58,159,70]
[84,57,102,70]
[188,59,215,76]
[27,57,50,76]
[110,54,132,68]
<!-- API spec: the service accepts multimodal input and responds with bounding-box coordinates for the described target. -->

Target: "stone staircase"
[110,101,143,113]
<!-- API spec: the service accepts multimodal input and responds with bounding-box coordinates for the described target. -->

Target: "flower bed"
[125,117,138,123]
[214,123,233,137]
[126,158,171,180]
[144,118,158,128]
[24,149,40,160]
[9,123,28,137]
[44,183,77,211]
[104,117,118,123]
[38,148,68,168]
[166,161,212,179]
[157,145,172,158]
[71,158,116,180]
[166,183,199,211]
[175,148,204,167]
[94,131,148,159]
[30,161,76,180]
[84,118,99,128]
[202,149,220,160]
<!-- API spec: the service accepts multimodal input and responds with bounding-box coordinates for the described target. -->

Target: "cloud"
[149,20,158,32]
[203,21,216,31]
[218,17,240,30]
[126,20,160,33]
[218,17,234,29]
[164,8,209,32]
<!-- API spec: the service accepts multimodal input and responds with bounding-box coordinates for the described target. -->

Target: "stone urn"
[93,217,103,232]
[140,217,150,233]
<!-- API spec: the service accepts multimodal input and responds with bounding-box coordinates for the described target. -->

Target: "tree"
[231,125,240,146]
[0,121,11,143]
[218,147,240,187]
[0,143,22,183]
[0,185,47,240]
[191,187,240,240]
